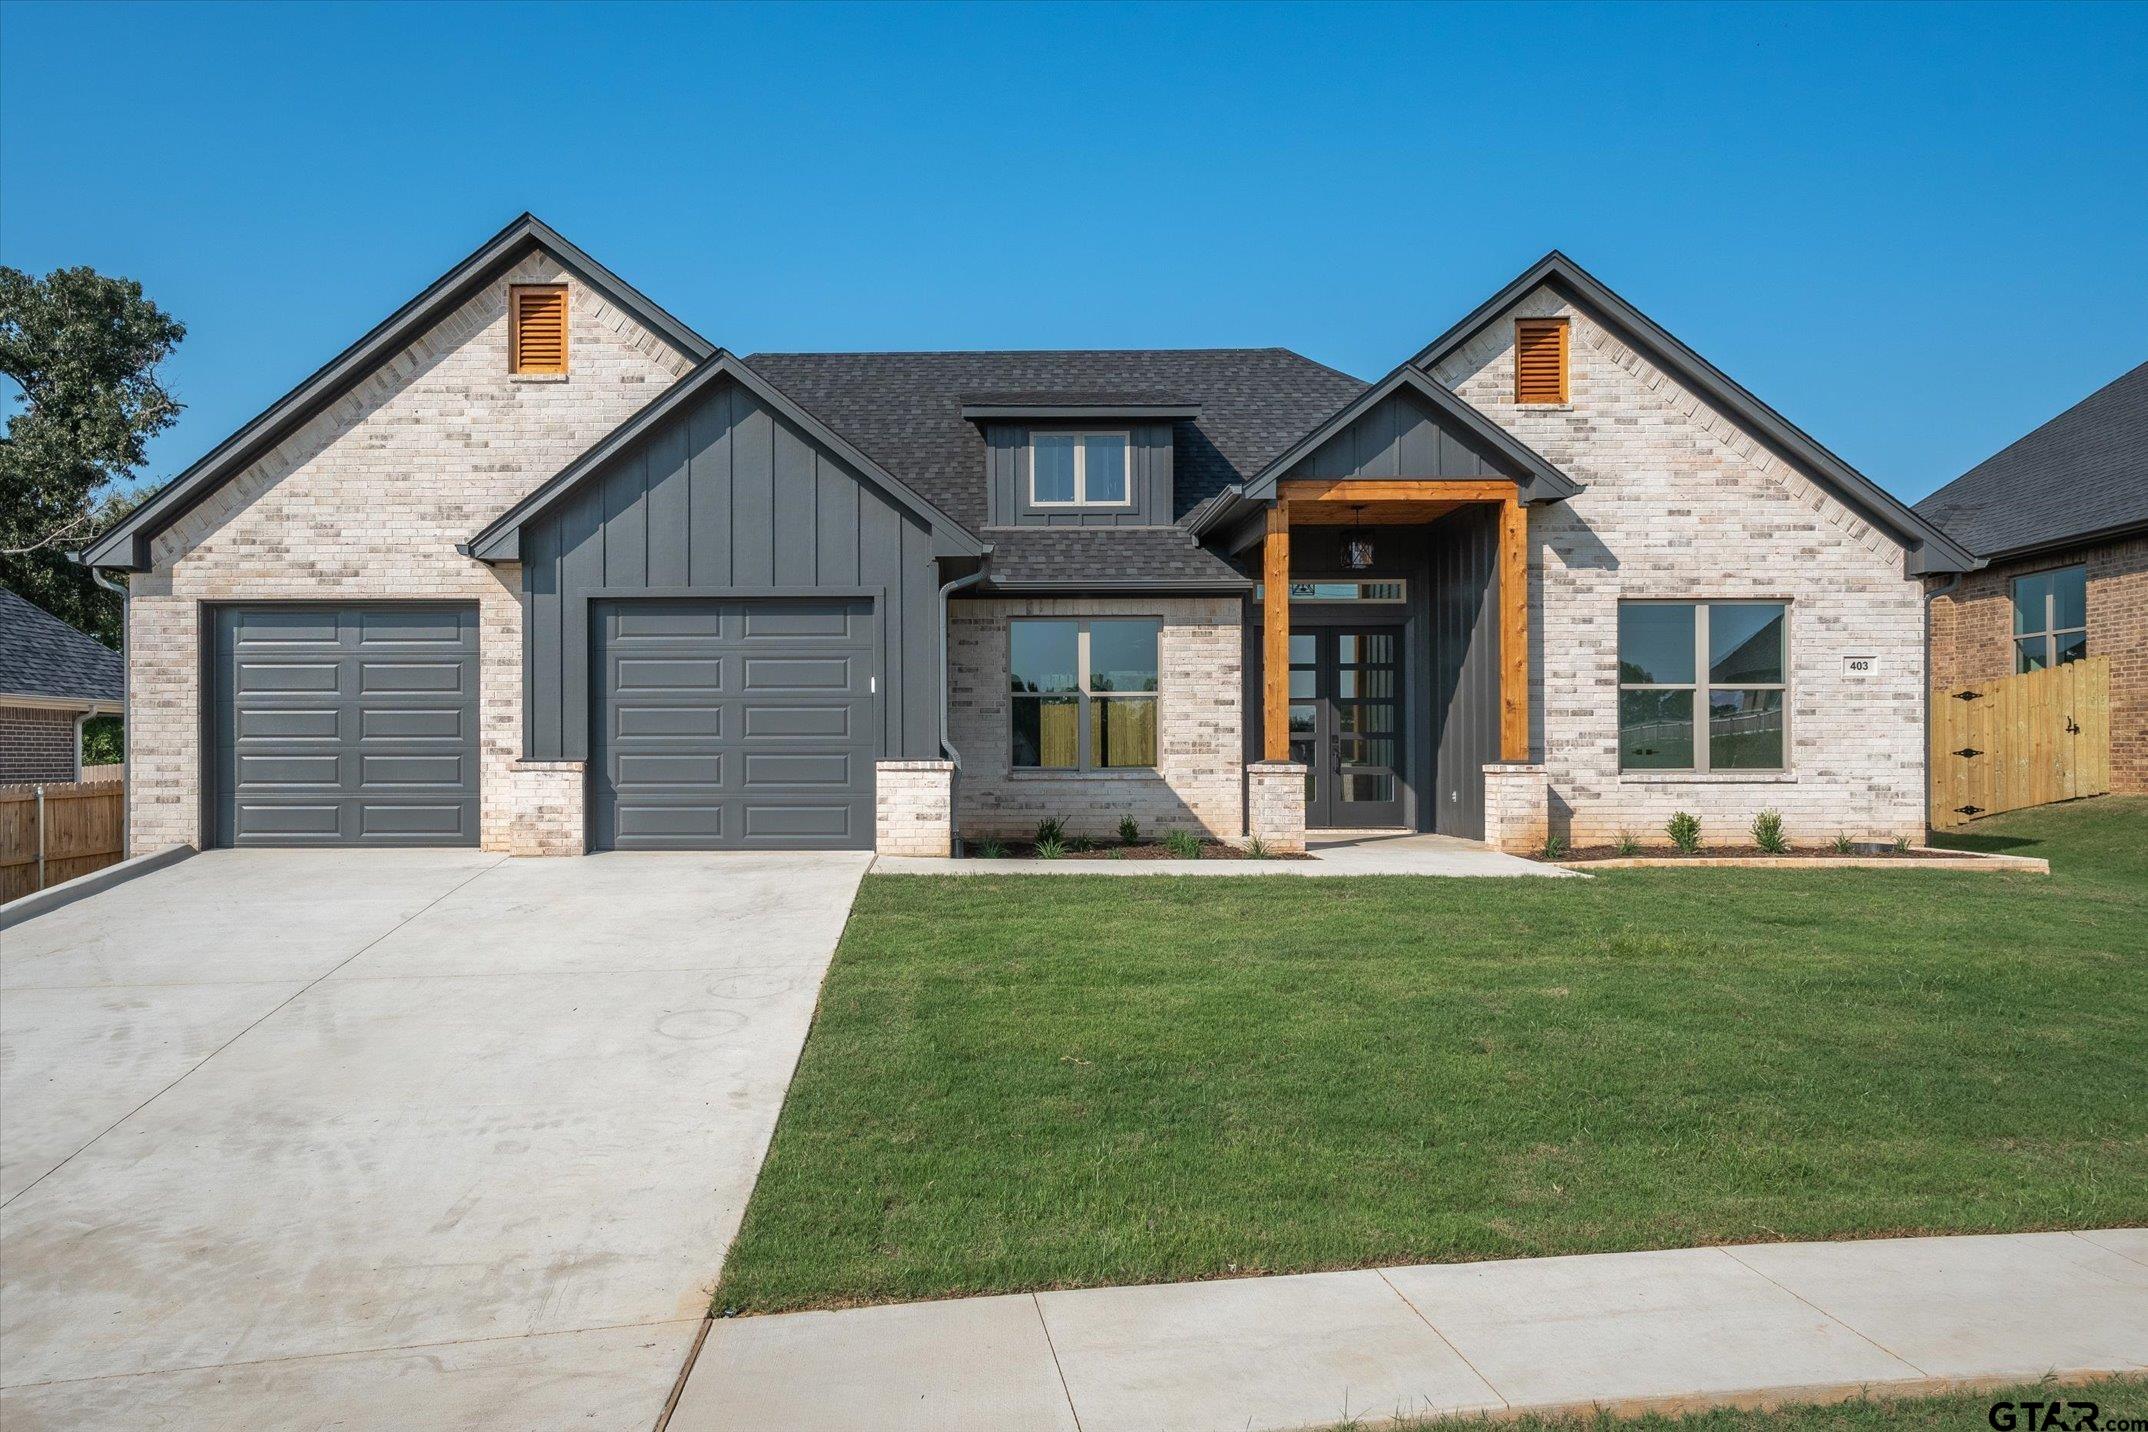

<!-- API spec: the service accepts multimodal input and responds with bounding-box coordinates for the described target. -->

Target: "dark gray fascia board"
[80,213,716,571]
[466,352,986,561]
[1239,364,1582,506]
[958,402,1203,422]
[1409,250,1978,575]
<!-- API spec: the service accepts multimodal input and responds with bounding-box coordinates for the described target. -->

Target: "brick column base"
[876,760,954,857]
[506,760,586,856]
[1246,761,1308,854]
[1482,762,1548,854]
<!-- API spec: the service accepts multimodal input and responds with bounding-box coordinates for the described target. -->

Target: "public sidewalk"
[668,1229,2148,1432]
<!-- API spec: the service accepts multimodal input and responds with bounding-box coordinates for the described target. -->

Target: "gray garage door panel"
[211,604,480,847]
[593,597,876,850]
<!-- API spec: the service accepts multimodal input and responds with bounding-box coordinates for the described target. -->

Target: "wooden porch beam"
[1279,479,1518,505]
[1498,494,1530,761]
[1262,503,1291,762]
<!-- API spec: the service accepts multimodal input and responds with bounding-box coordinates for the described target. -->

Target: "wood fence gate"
[1929,655,2111,829]
[0,779,126,903]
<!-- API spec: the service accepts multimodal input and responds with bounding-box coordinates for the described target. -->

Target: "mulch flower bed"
[972,840,1309,861]
[1553,844,1958,862]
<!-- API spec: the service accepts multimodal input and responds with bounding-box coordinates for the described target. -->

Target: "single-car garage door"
[593,597,876,850]
[210,604,480,846]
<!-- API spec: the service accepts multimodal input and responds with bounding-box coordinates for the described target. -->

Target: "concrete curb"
[1553,846,2049,874]
[0,844,195,930]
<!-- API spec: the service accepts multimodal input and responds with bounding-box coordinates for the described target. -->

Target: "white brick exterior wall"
[505,761,587,856]
[1433,287,1927,846]
[126,254,692,852]
[1481,763,1549,854]
[875,760,954,856]
[1245,761,1307,853]
[948,596,1244,841]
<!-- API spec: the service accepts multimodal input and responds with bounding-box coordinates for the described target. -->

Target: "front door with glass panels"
[1287,626,1404,828]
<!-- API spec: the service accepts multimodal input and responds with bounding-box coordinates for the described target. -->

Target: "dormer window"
[1031,432,1131,508]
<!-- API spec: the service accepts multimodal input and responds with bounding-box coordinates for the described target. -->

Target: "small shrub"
[1118,815,1140,845]
[1541,833,1568,859]
[1069,834,1094,854]
[1751,808,1789,855]
[1164,830,1202,860]
[976,838,1007,859]
[1893,834,1912,854]
[1831,832,1854,855]
[1614,830,1640,857]
[1666,810,1702,854]
[1034,816,1066,845]
[1106,848,1124,860]
[1034,836,1066,860]
[1245,836,1271,860]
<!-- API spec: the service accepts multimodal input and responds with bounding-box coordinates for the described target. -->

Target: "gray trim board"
[468,353,984,562]
[81,213,715,572]
[1408,250,1977,575]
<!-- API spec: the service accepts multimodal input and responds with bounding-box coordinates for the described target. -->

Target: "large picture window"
[1030,432,1131,507]
[1009,618,1159,770]
[2011,566,2087,673]
[1617,601,1788,772]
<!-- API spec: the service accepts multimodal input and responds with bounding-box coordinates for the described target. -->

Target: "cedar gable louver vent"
[1514,317,1568,404]
[510,285,569,375]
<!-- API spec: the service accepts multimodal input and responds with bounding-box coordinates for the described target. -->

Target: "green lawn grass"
[718,797,2148,1313]
[1347,1376,2148,1432]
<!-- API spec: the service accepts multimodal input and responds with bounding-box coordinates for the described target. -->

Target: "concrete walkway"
[670,1230,2148,1432]
[0,847,871,1431]
[874,830,1577,878]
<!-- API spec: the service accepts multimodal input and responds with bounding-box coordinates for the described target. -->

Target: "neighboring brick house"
[0,590,124,783]
[80,216,1975,857]
[1916,363,2147,796]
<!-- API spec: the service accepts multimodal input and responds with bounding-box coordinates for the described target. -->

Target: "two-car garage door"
[210,598,877,850]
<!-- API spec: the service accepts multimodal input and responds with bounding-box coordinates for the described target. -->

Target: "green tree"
[1,265,185,646]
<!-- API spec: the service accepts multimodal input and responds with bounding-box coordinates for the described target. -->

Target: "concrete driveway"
[0,847,870,1430]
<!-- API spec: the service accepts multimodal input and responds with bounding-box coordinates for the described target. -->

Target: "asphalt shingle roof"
[742,349,1368,533]
[1914,362,2148,559]
[981,527,1249,587]
[0,590,122,704]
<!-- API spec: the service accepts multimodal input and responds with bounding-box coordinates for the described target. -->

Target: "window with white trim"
[1009,618,1159,770]
[1029,432,1131,507]
[2011,566,2087,672]
[1617,601,1788,772]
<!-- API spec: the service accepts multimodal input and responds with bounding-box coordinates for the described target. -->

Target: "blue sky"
[3,0,2143,504]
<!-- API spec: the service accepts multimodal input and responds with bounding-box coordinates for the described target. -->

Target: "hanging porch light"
[1341,505,1375,571]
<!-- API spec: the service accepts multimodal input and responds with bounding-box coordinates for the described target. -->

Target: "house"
[1916,363,2146,796]
[0,590,124,783]
[79,215,1973,858]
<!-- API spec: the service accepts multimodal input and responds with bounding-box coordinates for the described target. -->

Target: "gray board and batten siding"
[982,422,1177,527]
[517,373,944,770]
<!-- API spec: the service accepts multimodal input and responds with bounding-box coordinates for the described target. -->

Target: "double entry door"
[1286,624,1404,828]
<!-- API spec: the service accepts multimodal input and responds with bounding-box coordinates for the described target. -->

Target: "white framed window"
[1617,601,1789,772]
[1029,432,1132,508]
[1009,617,1159,770]
[2011,565,2087,672]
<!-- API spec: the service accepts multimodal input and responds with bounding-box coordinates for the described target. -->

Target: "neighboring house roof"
[0,591,123,706]
[1913,362,2148,561]
[81,213,716,572]
[742,349,1370,531]
[465,352,984,561]
[1410,251,1978,575]
[982,527,1249,590]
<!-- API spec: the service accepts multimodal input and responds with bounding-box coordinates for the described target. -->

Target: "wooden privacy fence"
[1930,655,2110,829]
[0,780,126,903]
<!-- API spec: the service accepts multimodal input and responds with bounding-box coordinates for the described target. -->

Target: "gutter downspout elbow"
[938,567,987,767]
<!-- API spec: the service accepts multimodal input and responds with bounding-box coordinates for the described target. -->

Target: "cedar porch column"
[1499,494,1530,761]
[1262,502,1291,761]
